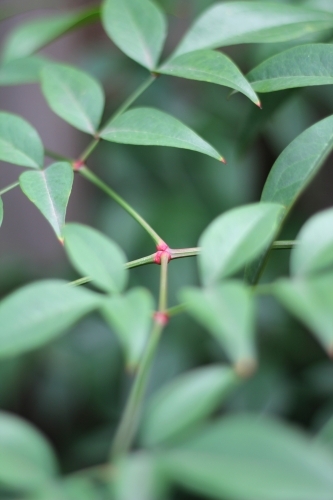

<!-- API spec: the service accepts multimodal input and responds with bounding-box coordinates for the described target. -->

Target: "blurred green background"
[1,1,333,496]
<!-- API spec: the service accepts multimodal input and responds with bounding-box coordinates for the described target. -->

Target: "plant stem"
[105,74,157,125]
[80,167,163,245]
[272,240,299,249]
[45,149,72,162]
[167,303,186,317]
[79,138,100,162]
[110,256,169,461]
[0,181,20,196]
[171,247,200,259]
[68,276,92,287]
[125,254,156,269]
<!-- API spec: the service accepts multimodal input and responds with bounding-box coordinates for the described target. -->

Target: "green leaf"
[0,410,58,492]
[0,112,43,168]
[273,274,333,356]
[141,365,239,447]
[20,162,73,240]
[2,8,100,62]
[102,0,167,70]
[0,56,48,86]
[0,280,103,358]
[199,202,284,285]
[159,415,333,500]
[291,208,333,277]
[0,197,3,227]
[113,453,161,500]
[41,64,105,135]
[317,416,333,455]
[100,107,224,161]
[159,50,260,106]
[246,114,333,284]
[248,44,333,93]
[102,288,154,370]
[63,223,128,294]
[180,284,256,371]
[172,2,333,57]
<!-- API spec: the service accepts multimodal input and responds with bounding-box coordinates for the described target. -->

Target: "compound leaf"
[0,56,49,86]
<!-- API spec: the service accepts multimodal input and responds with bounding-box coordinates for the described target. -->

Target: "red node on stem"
[73,159,85,171]
[154,311,169,326]
[154,242,172,265]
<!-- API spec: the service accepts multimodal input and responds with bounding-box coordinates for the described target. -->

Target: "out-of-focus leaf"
[159,415,333,500]
[63,224,128,294]
[2,8,100,62]
[141,365,239,447]
[317,416,333,454]
[0,280,103,358]
[0,112,43,168]
[180,283,256,372]
[291,208,333,276]
[41,64,105,135]
[0,56,49,86]
[100,107,224,161]
[302,0,333,13]
[172,2,333,57]
[199,202,284,285]
[20,162,73,240]
[246,114,333,284]
[273,274,333,355]
[102,0,167,70]
[160,50,260,106]
[0,410,58,492]
[102,288,154,370]
[248,44,333,93]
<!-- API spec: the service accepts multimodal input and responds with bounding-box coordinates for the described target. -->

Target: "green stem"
[68,277,92,287]
[79,138,100,162]
[171,247,200,259]
[272,240,299,249]
[167,303,186,317]
[45,149,72,162]
[125,254,156,269]
[80,167,163,245]
[110,256,169,461]
[105,74,157,125]
[252,284,274,296]
[0,181,20,196]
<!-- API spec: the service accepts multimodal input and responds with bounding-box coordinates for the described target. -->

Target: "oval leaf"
[160,415,333,500]
[63,223,128,294]
[160,50,260,106]
[113,453,160,500]
[248,44,333,93]
[273,274,333,356]
[291,208,333,277]
[199,202,284,285]
[0,411,58,493]
[173,2,333,57]
[102,288,154,370]
[0,280,103,358]
[102,0,167,70]
[141,365,239,447]
[100,107,224,161]
[41,64,105,135]
[0,56,49,86]
[0,112,43,168]
[20,162,74,240]
[180,283,256,371]
[2,9,99,63]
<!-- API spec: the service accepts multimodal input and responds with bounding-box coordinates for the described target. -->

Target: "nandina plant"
[1,0,333,499]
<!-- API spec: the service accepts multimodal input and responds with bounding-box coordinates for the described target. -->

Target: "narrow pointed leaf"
[2,8,100,62]
[273,274,333,356]
[102,288,154,370]
[160,50,260,106]
[291,208,333,276]
[41,64,105,134]
[100,108,223,161]
[173,2,333,57]
[0,112,43,168]
[0,280,103,358]
[63,223,128,294]
[159,416,333,500]
[199,202,284,285]
[141,365,239,447]
[20,162,73,240]
[0,197,3,227]
[180,283,256,370]
[248,44,333,93]
[102,0,167,70]
[0,411,58,492]
[0,56,49,86]
[246,114,333,284]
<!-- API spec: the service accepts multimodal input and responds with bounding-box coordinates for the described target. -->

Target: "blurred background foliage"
[0,0,333,493]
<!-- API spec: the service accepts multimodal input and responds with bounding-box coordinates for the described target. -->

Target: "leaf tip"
[58,236,65,246]
[234,358,257,378]
[256,100,262,109]
[220,157,227,164]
